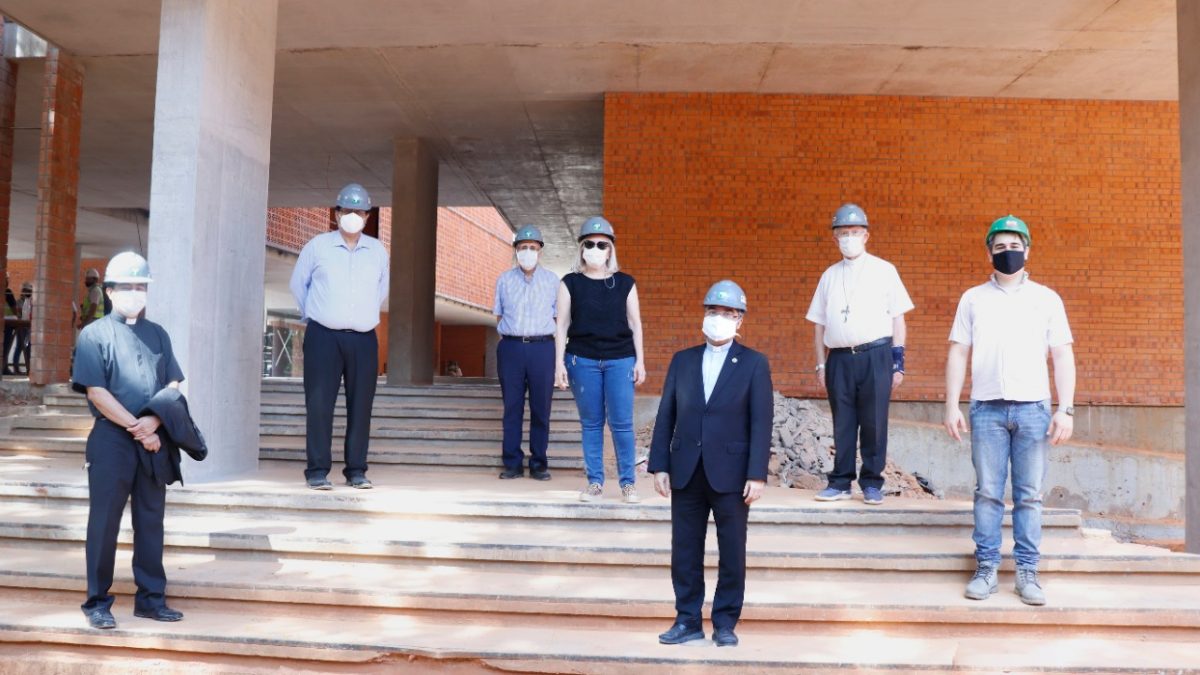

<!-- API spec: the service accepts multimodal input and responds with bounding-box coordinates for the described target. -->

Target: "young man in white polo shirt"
[807,203,914,505]
[943,215,1076,606]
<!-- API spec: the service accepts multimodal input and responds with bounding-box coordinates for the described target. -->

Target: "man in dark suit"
[649,280,773,648]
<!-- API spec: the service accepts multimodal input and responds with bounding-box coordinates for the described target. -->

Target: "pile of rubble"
[635,392,938,499]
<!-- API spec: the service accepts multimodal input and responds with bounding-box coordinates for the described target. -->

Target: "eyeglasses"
[705,307,742,319]
[582,240,611,250]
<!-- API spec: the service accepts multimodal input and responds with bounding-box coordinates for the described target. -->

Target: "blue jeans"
[969,399,1051,569]
[565,354,636,487]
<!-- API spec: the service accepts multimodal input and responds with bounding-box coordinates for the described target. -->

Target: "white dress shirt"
[949,274,1073,402]
[806,252,914,348]
[702,341,732,403]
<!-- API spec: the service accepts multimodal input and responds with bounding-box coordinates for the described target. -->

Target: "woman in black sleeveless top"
[555,216,646,504]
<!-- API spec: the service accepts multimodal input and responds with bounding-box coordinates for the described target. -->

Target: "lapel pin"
[732,357,738,363]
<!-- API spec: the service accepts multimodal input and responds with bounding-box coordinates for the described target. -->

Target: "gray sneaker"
[964,565,998,600]
[1015,567,1046,606]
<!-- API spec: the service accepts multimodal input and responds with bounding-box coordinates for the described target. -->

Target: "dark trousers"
[82,419,168,613]
[825,340,893,491]
[671,458,750,630]
[302,321,378,481]
[2,325,13,372]
[12,327,28,371]
[497,338,554,472]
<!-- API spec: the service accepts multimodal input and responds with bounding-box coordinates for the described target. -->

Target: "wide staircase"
[0,380,1198,673]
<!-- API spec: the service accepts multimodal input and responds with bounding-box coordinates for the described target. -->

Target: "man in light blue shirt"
[493,225,559,480]
[289,183,389,490]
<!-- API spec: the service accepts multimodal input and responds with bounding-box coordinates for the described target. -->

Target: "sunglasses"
[582,240,611,250]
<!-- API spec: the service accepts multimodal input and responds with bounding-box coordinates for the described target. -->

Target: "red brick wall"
[31,48,84,385]
[605,93,1182,406]
[434,207,513,311]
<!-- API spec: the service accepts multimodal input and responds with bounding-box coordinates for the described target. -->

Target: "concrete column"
[0,20,17,301]
[147,0,278,481]
[387,137,438,386]
[30,48,83,386]
[1181,0,1200,554]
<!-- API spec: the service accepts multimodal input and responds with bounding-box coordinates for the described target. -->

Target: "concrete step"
[2,588,1198,673]
[260,405,581,422]
[4,540,1200,628]
[0,456,1081,530]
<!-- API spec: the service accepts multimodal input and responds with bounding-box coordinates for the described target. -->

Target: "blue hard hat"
[105,251,152,284]
[513,224,544,246]
[832,203,868,228]
[335,183,372,210]
[703,280,747,312]
[578,216,615,241]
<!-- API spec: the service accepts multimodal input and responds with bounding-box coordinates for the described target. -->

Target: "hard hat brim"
[106,276,154,284]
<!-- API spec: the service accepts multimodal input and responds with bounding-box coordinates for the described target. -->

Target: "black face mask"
[992,249,1026,275]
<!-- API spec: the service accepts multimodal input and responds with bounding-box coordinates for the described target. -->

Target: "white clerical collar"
[705,340,733,354]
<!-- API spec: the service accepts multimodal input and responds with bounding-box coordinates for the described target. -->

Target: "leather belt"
[502,334,554,343]
[829,337,892,355]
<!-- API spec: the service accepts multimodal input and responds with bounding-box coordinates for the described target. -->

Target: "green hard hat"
[986,215,1030,246]
[513,224,544,246]
[335,183,372,210]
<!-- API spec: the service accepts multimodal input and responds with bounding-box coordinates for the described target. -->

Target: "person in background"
[79,268,104,329]
[555,216,646,503]
[493,224,558,481]
[806,203,913,505]
[289,183,389,490]
[13,281,31,374]
[945,215,1075,607]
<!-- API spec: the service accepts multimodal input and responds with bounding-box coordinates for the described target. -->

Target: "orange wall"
[438,324,488,377]
[605,92,1182,405]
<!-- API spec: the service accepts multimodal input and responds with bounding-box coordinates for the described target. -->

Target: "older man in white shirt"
[289,183,389,490]
[806,203,913,505]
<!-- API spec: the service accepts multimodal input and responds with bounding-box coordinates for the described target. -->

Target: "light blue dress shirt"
[289,231,390,332]
[702,341,732,402]
[493,265,559,337]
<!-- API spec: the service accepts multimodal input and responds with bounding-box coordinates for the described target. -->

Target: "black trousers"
[497,338,554,472]
[302,321,378,481]
[82,419,168,613]
[671,458,750,630]
[824,340,893,491]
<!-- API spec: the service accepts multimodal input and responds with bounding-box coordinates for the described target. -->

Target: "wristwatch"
[815,364,825,372]
[1060,406,1075,416]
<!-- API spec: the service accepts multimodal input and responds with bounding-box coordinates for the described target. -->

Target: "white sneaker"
[621,483,640,504]
[579,483,603,502]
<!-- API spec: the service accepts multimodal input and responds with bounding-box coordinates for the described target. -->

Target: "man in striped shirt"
[493,225,559,480]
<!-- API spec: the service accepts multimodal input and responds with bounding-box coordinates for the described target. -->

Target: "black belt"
[502,334,554,343]
[829,337,892,354]
[312,321,372,335]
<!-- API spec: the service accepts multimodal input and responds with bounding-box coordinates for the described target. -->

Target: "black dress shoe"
[83,608,116,630]
[713,627,739,647]
[498,467,524,479]
[529,468,551,481]
[134,606,184,622]
[658,622,704,644]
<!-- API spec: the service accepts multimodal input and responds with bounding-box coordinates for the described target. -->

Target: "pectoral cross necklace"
[840,258,865,323]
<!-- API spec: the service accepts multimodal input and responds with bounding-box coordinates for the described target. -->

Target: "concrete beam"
[146,0,279,481]
[387,138,438,385]
[1180,0,1200,554]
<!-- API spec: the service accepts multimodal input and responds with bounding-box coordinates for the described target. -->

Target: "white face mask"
[516,249,539,270]
[582,247,608,268]
[702,314,739,343]
[339,212,365,235]
[111,290,147,319]
[837,233,866,258]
